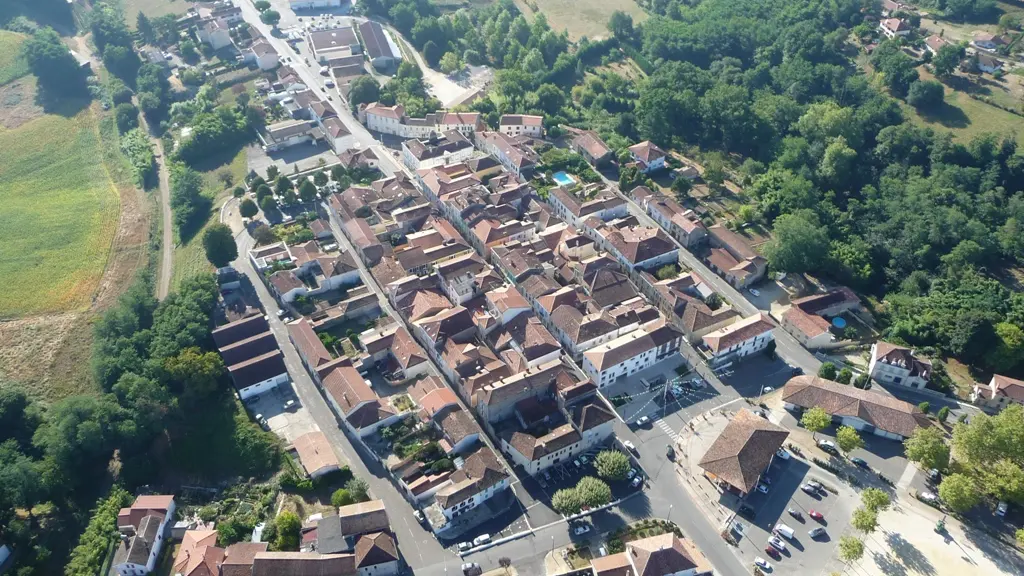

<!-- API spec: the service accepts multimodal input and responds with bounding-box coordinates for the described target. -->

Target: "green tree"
[137,12,155,43]
[932,44,966,78]
[331,488,354,507]
[595,450,631,481]
[298,179,318,204]
[656,265,677,280]
[918,402,930,414]
[672,176,691,203]
[801,406,832,439]
[763,212,829,274]
[23,27,87,98]
[349,76,381,108]
[818,362,837,380]
[1016,528,1024,547]
[163,347,225,405]
[274,511,301,551]
[239,198,259,218]
[939,473,980,513]
[313,171,329,187]
[254,0,271,10]
[851,506,878,534]
[836,368,852,384]
[861,488,891,513]
[345,478,370,502]
[551,487,583,515]
[423,40,442,68]
[986,322,1024,373]
[202,223,238,268]
[266,165,280,181]
[702,155,726,189]
[576,476,612,508]
[907,80,944,110]
[838,536,865,563]
[260,9,281,26]
[836,425,865,455]
[903,426,950,471]
[260,196,277,214]
[440,52,461,74]
[115,103,139,133]
[937,406,950,423]
[608,10,634,40]
[64,487,134,576]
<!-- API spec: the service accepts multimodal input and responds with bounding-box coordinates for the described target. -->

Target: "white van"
[773,523,796,540]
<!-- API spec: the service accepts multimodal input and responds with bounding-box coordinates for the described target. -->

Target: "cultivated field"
[0,31,28,86]
[514,0,647,40]
[123,0,190,28]
[0,111,121,317]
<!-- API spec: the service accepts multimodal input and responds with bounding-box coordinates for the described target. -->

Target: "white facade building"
[701,313,775,367]
[868,341,931,389]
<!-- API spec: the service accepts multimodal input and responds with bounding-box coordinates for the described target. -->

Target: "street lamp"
[668,504,673,521]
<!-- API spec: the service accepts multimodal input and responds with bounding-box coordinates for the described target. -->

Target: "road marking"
[656,418,679,441]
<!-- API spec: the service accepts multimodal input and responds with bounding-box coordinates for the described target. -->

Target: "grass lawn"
[513,0,647,40]
[0,31,29,86]
[170,149,247,290]
[122,0,190,28]
[0,109,120,317]
[903,83,1024,148]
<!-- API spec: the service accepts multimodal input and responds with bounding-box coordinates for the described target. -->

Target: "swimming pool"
[552,171,576,186]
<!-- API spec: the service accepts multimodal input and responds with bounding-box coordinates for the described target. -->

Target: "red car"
[764,546,781,559]
[809,509,824,521]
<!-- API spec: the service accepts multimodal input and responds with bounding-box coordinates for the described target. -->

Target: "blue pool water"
[552,171,576,186]
[832,317,847,329]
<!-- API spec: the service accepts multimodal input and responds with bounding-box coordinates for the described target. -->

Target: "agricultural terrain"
[514,0,647,39]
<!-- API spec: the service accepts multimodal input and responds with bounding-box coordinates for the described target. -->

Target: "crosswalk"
[656,418,679,441]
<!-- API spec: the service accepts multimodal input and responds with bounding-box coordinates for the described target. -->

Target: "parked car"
[255,414,269,430]
[754,557,772,571]
[768,536,787,551]
[627,468,637,480]
[472,534,491,546]
[574,458,583,468]
[631,476,643,488]
[573,524,591,535]
[800,483,818,495]
[850,457,869,469]
[457,542,471,551]
[580,455,590,465]
[807,480,823,491]
[543,471,552,482]
[762,387,774,394]
[756,483,769,494]
[413,510,425,523]
[738,505,756,519]
[764,546,780,559]
[461,563,481,575]
[817,439,838,454]
[636,416,650,427]
[809,527,827,538]
[808,509,824,521]
[791,366,803,376]
[748,288,761,297]
[282,399,296,411]
[775,449,791,460]
[997,501,1009,516]
[622,440,637,453]
[919,491,938,502]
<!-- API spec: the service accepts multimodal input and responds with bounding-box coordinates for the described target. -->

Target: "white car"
[573,524,591,535]
[762,386,774,394]
[636,416,650,427]
[997,501,1008,516]
[457,542,471,551]
[754,557,772,571]
[748,288,761,297]
[919,491,938,502]
[627,468,637,480]
[631,476,643,488]
[580,455,589,465]
[472,534,491,546]
[622,440,637,453]
[768,536,786,551]
[775,449,791,460]
[756,483,769,494]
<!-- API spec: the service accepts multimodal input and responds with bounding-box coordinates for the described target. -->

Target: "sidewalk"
[543,548,575,576]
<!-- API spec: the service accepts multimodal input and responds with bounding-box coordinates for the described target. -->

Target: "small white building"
[879,18,911,39]
[628,141,667,173]
[499,114,544,138]
[112,496,176,576]
[868,341,931,389]
[249,40,279,71]
[434,447,510,521]
[701,313,774,367]
[971,374,1024,413]
[197,19,232,50]
[401,131,475,171]
[290,0,343,10]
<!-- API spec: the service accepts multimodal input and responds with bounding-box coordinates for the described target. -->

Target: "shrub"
[331,489,354,507]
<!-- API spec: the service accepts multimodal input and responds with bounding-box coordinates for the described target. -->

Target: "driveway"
[244,383,319,444]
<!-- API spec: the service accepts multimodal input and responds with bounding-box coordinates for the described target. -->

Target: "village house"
[548,185,628,229]
[212,313,289,400]
[291,431,342,479]
[475,131,540,179]
[705,224,767,288]
[591,533,713,576]
[782,375,930,440]
[112,495,176,576]
[970,374,1024,413]
[569,129,613,167]
[360,102,484,138]
[582,322,685,387]
[879,18,911,39]
[780,287,860,349]
[402,130,476,171]
[700,313,775,367]
[499,114,544,138]
[628,141,668,173]
[868,341,931,389]
[631,186,707,248]
[697,409,788,496]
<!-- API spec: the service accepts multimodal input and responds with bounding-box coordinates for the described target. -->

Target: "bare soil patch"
[0,78,44,129]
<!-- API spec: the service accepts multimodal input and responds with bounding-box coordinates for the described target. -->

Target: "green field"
[0,30,29,85]
[0,111,120,317]
[123,0,189,28]
[904,79,1024,148]
[170,149,248,290]
[515,0,647,40]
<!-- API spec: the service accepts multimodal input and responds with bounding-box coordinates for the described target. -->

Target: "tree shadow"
[33,89,91,118]
[960,523,1024,575]
[883,530,936,576]
[872,550,909,576]
[943,75,992,97]
[916,102,971,129]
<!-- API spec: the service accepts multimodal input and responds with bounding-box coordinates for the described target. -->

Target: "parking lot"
[244,382,320,444]
[731,450,859,573]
